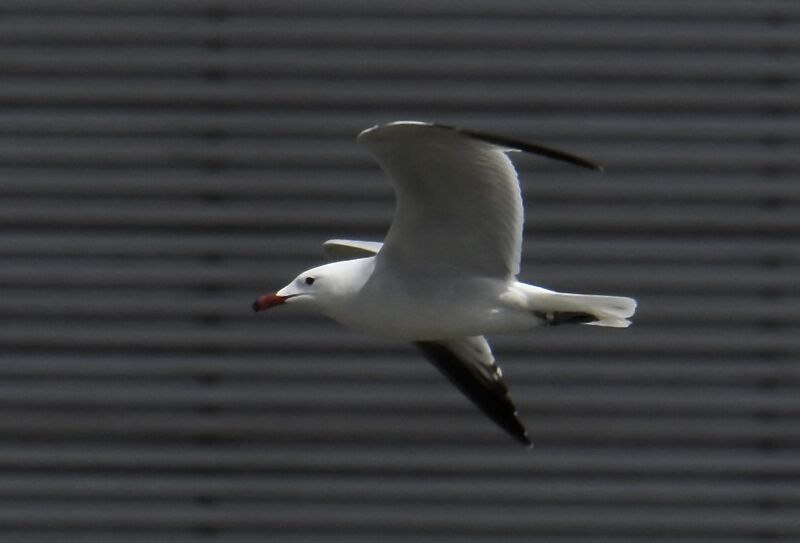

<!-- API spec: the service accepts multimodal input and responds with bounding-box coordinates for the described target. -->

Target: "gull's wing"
[414,336,530,446]
[358,122,600,279]
[323,239,382,261]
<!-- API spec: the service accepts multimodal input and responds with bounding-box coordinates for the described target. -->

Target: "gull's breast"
[325,275,538,341]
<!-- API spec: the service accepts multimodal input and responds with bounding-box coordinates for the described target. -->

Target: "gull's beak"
[252,293,288,312]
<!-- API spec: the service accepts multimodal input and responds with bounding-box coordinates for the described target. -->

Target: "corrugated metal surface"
[1,1,798,541]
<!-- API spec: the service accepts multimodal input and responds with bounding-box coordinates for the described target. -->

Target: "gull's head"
[252,259,372,314]
[253,265,327,312]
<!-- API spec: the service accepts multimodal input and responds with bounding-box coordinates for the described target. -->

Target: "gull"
[254,122,637,446]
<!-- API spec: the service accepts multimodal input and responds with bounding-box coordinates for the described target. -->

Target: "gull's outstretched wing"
[323,239,382,261]
[414,336,530,446]
[358,122,600,280]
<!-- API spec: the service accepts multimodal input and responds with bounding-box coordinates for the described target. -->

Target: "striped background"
[1,1,798,541]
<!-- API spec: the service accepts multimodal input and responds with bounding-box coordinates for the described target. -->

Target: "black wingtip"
[415,340,533,447]
[435,124,604,172]
[511,427,533,448]
[508,413,533,447]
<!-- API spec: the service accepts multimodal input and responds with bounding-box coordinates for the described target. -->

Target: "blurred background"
[0,1,798,541]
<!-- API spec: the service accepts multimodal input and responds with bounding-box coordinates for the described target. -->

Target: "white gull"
[254,121,637,446]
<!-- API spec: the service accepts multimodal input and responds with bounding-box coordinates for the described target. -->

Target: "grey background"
[1,1,799,541]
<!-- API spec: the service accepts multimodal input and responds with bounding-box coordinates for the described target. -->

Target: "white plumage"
[254,121,637,445]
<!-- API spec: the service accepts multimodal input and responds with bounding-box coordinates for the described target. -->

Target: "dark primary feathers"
[434,123,603,172]
[415,340,531,446]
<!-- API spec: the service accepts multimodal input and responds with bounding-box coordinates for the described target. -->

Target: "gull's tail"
[518,284,637,328]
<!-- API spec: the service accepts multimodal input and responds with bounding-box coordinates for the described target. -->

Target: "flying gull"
[254,121,637,446]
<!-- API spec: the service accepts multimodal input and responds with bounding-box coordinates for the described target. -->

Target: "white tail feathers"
[573,294,637,328]
[518,284,637,328]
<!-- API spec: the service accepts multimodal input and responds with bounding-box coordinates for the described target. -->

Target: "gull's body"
[300,257,539,340]
[255,122,637,445]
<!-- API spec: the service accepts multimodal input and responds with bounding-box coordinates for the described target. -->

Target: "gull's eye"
[304,277,315,285]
